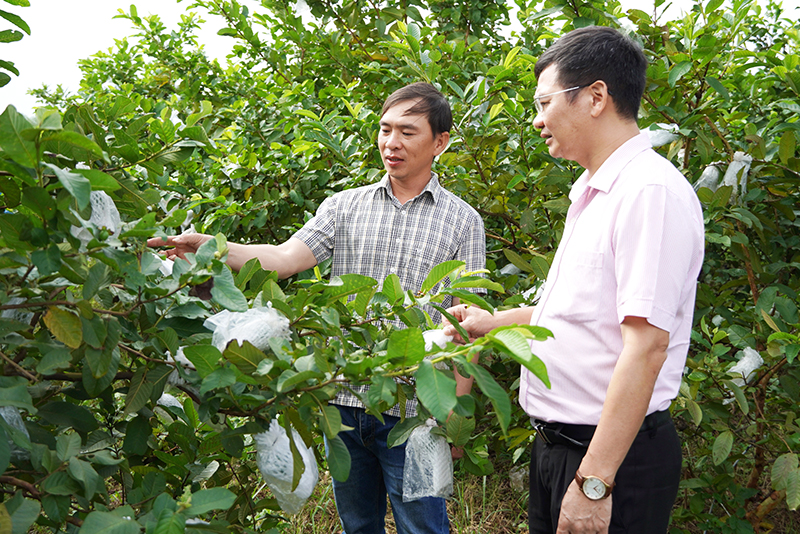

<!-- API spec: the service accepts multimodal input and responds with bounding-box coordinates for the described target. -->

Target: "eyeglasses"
[534,85,587,114]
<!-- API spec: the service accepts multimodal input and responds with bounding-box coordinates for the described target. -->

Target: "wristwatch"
[574,471,615,500]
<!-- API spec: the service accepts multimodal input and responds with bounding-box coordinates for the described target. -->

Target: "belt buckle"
[532,420,551,445]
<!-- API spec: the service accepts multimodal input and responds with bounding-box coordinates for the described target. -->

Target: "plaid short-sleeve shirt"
[292,173,486,417]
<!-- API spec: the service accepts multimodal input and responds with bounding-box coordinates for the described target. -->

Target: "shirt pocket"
[546,250,604,323]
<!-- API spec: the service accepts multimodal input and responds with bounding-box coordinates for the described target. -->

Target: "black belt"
[531,410,671,448]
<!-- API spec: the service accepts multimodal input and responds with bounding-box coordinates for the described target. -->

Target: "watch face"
[583,477,607,500]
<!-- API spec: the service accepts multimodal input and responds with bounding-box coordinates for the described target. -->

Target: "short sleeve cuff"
[617,298,676,332]
[291,230,332,263]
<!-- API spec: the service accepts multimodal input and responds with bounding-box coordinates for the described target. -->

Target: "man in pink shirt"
[445,26,704,534]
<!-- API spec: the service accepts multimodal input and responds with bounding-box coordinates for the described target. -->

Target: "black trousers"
[528,412,681,534]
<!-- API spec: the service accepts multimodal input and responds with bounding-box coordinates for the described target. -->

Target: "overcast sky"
[2,0,799,115]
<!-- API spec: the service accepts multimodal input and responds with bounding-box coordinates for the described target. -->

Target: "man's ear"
[588,81,611,118]
[433,131,450,157]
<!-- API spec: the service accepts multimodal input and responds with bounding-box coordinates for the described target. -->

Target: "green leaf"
[147,365,174,404]
[450,276,503,292]
[0,176,21,208]
[186,487,236,516]
[420,260,464,294]
[381,273,404,305]
[387,328,425,367]
[0,106,36,167]
[85,347,113,380]
[125,366,154,415]
[38,401,98,433]
[502,248,533,273]
[276,369,318,393]
[415,360,457,422]
[0,10,30,34]
[317,405,342,440]
[55,433,81,462]
[779,131,796,165]
[705,76,730,101]
[464,362,511,434]
[712,431,734,466]
[787,470,800,511]
[185,100,213,128]
[529,256,551,281]
[723,380,749,415]
[199,367,237,395]
[0,29,23,43]
[8,497,39,534]
[445,413,475,447]
[43,164,91,210]
[326,435,352,482]
[182,345,221,378]
[439,289,494,313]
[153,509,185,534]
[21,186,55,221]
[122,415,151,456]
[41,471,80,496]
[42,307,82,349]
[79,511,141,534]
[211,267,248,312]
[0,427,9,475]
[668,61,692,87]
[0,383,34,413]
[387,417,423,448]
[323,274,377,303]
[486,328,550,388]
[41,130,103,159]
[31,245,61,276]
[772,453,798,492]
[223,340,266,375]
[160,208,187,228]
[68,457,102,498]
[75,170,119,195]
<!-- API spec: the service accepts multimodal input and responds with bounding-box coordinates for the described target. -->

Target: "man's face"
[378,99,449,184]
[533,65,588,164]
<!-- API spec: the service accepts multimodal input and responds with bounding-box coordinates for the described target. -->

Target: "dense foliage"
[0,0,799,532]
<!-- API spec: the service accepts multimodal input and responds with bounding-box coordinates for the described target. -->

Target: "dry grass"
[279,463,529,534]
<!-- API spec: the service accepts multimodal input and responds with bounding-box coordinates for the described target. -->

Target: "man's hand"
[442,304,493,343]
[147,234,213,262]
[556,481,612,534]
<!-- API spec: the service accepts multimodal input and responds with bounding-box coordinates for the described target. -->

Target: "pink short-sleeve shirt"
[520,133,705,425]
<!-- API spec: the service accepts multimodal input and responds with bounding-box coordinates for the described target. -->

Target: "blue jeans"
[327,405,449,534]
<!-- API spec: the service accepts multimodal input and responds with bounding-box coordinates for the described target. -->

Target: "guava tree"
[1,0,799,532]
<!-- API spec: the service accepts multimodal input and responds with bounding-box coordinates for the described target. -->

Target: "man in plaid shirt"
[150,82,485,534]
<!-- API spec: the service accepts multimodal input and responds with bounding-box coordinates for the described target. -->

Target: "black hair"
[534,26,647,122]
[382,82,453,137]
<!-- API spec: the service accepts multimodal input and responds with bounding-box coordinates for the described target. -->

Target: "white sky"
[2,0,799,115]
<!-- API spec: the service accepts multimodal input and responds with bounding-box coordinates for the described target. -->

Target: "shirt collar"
[569,132,651,202]
[376,172,442,204]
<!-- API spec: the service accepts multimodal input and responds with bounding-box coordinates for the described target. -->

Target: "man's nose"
[385,130,402,148]
[532,111,544,129]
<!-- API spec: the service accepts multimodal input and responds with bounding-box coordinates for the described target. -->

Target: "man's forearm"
[577,317,669,483]
[225,237,317,278]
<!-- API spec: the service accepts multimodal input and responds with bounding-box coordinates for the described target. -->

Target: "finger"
[147,237,170,247]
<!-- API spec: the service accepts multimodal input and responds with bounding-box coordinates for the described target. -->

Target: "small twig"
[0,351,37,382]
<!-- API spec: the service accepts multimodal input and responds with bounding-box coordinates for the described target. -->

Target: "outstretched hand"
[146,233,213,262]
